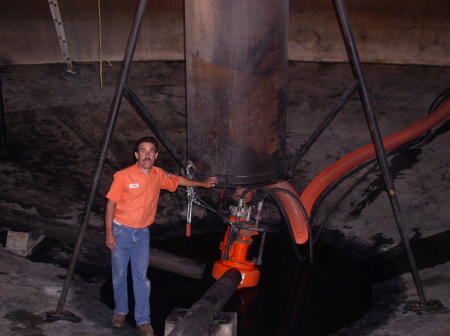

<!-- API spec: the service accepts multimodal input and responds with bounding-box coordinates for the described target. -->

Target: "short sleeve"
[159,169,180,192]
[106,172,124,202]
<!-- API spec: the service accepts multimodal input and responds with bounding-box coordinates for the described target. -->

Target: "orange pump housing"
[212,217,260,289]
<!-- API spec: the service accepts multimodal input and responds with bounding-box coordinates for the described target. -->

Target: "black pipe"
[333,0,427,303]
[168,269,242,336]
[0,75,6,148]
[290,79,359,168]
[55,0,150,314]
[123,86,185,167]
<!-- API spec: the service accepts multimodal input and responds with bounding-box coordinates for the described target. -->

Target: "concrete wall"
[0,0,449,66]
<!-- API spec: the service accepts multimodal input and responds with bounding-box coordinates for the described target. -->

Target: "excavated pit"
[0,61,449,335]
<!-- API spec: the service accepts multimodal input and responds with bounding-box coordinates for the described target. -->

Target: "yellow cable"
[98,0,112,88]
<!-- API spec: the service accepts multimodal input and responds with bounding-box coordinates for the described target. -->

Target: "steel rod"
[55,0,150,313]
[255,232,267,266]
[169,269,242,336]
[0,75,6,148]
[333,0,427,303]
[291,79,359,167]
[124,86,185,167]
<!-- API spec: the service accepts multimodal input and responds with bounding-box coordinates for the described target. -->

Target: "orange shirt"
[106,164,180,228]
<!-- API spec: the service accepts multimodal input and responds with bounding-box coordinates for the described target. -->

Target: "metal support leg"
[0,75,6,149]
[54,0,150,314]
[291,79,359,167]
[333,0,427,303]
[123,86,185,167]
[48,0,75,74]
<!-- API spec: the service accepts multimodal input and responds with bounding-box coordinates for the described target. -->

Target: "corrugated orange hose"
[263,98,449,245]
[300,98,450,216]
[265,181,309,244]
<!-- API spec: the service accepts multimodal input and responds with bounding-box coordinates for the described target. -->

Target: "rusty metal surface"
[185,0,288,186]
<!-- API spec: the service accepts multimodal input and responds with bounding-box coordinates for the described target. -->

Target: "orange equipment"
[213,98,450,288]
[212,198,265,288]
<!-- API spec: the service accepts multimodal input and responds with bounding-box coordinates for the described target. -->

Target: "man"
[105,136,217,336]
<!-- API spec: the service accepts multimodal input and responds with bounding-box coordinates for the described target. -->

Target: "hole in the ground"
[98,232,372,336]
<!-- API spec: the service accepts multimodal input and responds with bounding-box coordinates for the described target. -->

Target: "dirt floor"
[0,61,449,335]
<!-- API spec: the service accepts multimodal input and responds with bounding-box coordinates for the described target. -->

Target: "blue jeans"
[111,222,151,325]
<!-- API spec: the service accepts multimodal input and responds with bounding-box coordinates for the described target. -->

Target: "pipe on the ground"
[150,249,205,280]
[168,269,242,336]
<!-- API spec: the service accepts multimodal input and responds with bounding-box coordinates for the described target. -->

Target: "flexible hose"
[265,188,312,262]
[308,90,450,241]
[300,98,450,216]
[265,182,309,244]
[263,186,313,262]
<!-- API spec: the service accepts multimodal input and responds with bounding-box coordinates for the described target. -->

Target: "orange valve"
[212,209,262,288]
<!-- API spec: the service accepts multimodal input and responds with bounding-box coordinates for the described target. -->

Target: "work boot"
[137,323,154,336]
[111,314,126,328]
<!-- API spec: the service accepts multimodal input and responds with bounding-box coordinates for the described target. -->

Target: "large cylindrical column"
[185,0,288,186]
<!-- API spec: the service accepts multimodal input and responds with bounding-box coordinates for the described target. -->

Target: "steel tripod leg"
[54,0,150,314]
[0,75,6,149]
[333,0,427,303]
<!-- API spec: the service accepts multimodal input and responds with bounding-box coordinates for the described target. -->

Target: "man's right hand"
[105,199,117,249]
[105,232,116,250]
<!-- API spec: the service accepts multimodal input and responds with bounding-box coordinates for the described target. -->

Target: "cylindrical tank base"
[185,0,289,186]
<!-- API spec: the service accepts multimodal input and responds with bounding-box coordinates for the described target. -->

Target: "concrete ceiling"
[0,0,449,66]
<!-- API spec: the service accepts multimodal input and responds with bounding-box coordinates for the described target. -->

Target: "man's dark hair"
[134,136,159,153]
